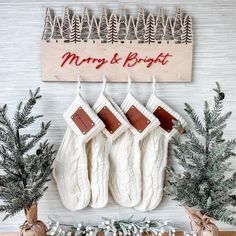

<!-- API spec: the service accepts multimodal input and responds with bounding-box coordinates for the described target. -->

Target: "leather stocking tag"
[126,105,150,133]
[71,107,94,134]
[97,106,121,134]
[153,106,177,132]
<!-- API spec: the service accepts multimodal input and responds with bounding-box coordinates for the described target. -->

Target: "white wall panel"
[0,0,235,231]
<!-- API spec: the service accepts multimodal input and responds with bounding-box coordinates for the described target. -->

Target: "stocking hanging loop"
[77,75,81,95]
[152,75,157,95]
[102,75,107,93]
[128,75,132,93]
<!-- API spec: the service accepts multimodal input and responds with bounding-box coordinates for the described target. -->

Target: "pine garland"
[0,88,55,220]
[47,217,176,236]
[166,82,236,226]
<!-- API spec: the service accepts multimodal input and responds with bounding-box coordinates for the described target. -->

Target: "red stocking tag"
[71,107,94,134]
[153,106,177,132]
[97,106,121,134]
[126,105,150,133]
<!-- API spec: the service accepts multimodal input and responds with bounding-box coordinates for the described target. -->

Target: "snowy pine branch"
[14,87,42,129]
[166,82,236,226]
[0,88,55,221]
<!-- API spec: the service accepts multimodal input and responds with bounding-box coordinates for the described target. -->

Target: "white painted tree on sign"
[107,13,118,44]
[144,13,155,44]
[136,8,145,43]
[89,16,100,43]
[157,8,164,25]
[70,14,81,43]
[99,8,108,43]
[62,7,71,42]
[117,10,127,43]
[126,16,137,43]
[81,8,90,42]
[42,7,193,46]
[155,9,164,42]
[163,17,174,43]
[181,15,193,44]
[173,8,183,44]
[51,17,62,42]
[42,8,52,42]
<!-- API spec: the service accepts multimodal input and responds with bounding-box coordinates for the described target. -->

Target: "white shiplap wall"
[0,0,236,232]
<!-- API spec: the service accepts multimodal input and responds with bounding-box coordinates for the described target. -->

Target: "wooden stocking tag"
[153,106,177,132]
[71,107,94,134]
[97,106,121,134]
[126,106,150,133]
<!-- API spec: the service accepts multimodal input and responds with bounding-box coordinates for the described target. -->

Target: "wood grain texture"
[0,0,236,232]
[41,42,193,82]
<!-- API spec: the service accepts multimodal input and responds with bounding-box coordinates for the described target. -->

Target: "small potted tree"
[166,83,236,235]
[0,88,55,236]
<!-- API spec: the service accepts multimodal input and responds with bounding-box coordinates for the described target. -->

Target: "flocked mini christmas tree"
[0,88,55,234]
[166,82,236,226]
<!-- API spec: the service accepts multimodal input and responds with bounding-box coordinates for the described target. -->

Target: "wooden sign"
[41,7,193,82]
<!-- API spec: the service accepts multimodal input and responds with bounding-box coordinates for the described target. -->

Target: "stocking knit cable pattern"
[87,93,129,208]
[109,92,160,207]
[135,94,186,211]
[53,95,105,210]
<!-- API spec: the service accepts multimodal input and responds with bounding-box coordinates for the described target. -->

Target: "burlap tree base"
[20,203,47,236]
[184,205,219,236]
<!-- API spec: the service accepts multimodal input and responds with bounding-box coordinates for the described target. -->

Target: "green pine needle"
[0,88,55,221]
[166,82,236,226]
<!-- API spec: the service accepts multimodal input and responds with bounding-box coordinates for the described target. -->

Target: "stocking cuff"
[104,93,129,122]
[93,93,129,141]
[122,93,160,140]
[147,94,187,138]
[64,95,105,143]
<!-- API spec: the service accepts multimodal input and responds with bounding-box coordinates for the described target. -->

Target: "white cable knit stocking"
[53,95,105,211]
[109,92,160,207]
[87,92,129,208]
[135,93,186,211]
